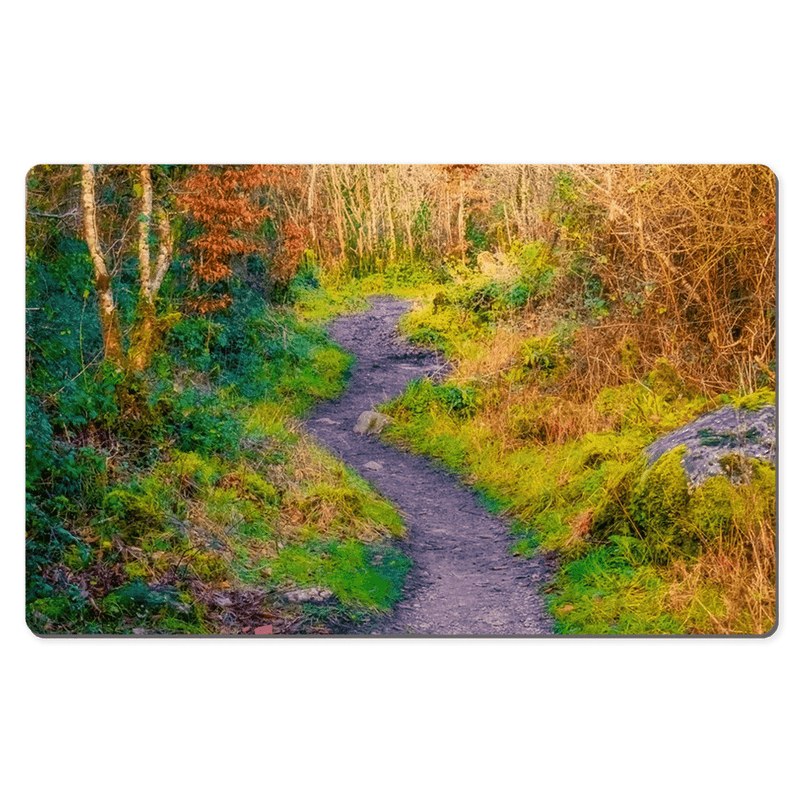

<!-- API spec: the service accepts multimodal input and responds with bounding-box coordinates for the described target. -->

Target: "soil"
[305,296,554,636]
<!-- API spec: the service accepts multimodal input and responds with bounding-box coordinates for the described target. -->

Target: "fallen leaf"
[254,625,273,635]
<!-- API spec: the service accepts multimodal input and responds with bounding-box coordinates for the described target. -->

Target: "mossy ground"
[26,294,410,635]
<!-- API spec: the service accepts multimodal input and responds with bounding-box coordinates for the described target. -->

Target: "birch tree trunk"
[138,164,152,292]
[130,184,174,374]
[82,164,175,373]
[80,164,124,366]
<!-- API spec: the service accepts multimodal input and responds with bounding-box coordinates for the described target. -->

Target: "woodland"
[25,163,776,635]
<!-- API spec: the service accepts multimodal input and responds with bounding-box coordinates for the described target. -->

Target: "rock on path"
[305,296,554,636]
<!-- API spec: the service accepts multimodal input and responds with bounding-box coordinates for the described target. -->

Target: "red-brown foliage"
[180,165,271,284]
[180,165,309,307]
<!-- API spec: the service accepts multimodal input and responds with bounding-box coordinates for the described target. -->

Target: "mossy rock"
[598,442,773,567]
[645,403,775,486]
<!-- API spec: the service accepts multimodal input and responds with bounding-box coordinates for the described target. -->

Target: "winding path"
[306,296,553,635]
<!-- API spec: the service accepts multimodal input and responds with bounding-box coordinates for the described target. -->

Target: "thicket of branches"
[296,164,775,394]
[550,165,776,395]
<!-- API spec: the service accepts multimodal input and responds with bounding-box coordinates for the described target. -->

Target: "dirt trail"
[306,296,553,635]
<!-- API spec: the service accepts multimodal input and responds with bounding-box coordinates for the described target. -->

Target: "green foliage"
[388,377,479,421]
[548,171,606,251]
[167,390,243,457]
[550,548,683,635]
[163,304,352,414]
[102,581,192,617]
[510,240,558,298]
[648,358,686,401]
[507,335,568,383]
[26,241,394,633]
[465,214,489,256]
[629,448,697,563]
[384,334,773,634]
[26,239,103,400]
[594,380,710,437]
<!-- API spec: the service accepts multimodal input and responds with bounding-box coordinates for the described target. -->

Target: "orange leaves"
[180,165,311,309]
[187,295,232,315]
[181,165,273,300]
[272,219,309,284]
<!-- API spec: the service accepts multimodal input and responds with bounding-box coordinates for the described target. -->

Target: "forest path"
[305,296,554,635]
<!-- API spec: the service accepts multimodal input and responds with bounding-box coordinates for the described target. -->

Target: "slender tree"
[80,164,175,371]
[80,164,124,366]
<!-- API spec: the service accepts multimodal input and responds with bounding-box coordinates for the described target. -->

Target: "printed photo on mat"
[25,165,777,636]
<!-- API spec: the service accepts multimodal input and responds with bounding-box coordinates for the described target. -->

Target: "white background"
[3,3,795,798]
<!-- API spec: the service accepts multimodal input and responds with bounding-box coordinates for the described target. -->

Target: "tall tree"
[80,164,175,371]
[80,164,124,366]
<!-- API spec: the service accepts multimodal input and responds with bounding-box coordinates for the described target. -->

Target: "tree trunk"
[130,205,175,372]
[329,166,348,264]
[80,165,124,366]
[138,164,152,292]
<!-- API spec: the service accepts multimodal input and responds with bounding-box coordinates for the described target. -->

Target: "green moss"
[688,477,735,540]
[236,469,280,506]
[162,451,223,490]
[189,552,229,582]
[591,457,647,541]
[731,388,775,411]
[124,562,150,580]
[630,447,696,562]
[102,478,171,539]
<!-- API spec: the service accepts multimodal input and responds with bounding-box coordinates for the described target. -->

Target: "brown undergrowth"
[554,164,776,398]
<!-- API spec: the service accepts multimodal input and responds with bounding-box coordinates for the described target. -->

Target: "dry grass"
[646,464,775,634]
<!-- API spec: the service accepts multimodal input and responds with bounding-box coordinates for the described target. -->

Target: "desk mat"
[25,164,776,636]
